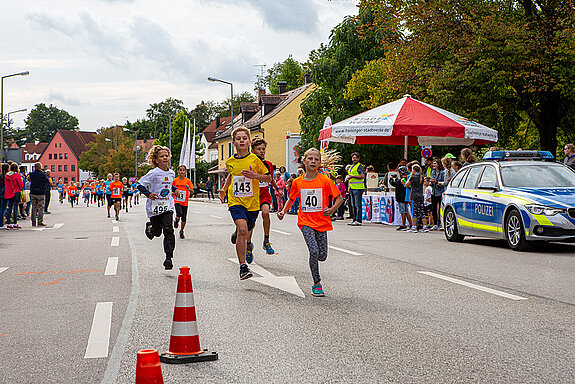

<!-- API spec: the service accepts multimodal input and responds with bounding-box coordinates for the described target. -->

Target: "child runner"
[335,175,346,220]
[122,177,130,212]
[104,173,113,218]
[132,178,140,205]
[219,126,271,280]
[57,179,66,204]
[96,180,105,207]
[137,145,178,270]
[109,174,124,221]
[172,165,194,239]
[424,176,434,229]
[247,138,282,257]
[82,182,91,206]
[91,182,97,204]
[277,148,343,297]
[68,182,78,208]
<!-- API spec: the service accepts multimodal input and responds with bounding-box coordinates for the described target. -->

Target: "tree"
[213,91,257,118]
[155,111,204,167]
[79,127,146,178]
[263,55,306,94]
[146,98,187,139]
[348,0,575,153]
[24,103,79,142]
[299,8,396,169]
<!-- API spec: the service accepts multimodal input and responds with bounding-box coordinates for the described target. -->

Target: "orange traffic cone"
[136,349,164,384]
[160,266,218,364]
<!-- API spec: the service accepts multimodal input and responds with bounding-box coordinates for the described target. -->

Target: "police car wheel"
[444,208,464,242]
[504,209,530,251]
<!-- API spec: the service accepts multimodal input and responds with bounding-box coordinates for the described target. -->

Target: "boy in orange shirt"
[172,165,194,239]
[277,148,343,297]
[109,173,124,221]
[67,182,78,208]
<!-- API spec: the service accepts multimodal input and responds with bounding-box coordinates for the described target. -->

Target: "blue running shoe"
[311,284,325,297]
[263,242,275,255]
[246,242,254,264]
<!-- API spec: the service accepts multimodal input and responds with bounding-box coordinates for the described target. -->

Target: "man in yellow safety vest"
[346,151,366,226]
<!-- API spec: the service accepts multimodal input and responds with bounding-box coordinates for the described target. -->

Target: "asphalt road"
[1,192,574,383]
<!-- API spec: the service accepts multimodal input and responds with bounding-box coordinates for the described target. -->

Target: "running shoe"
[163,258,173,270]
[179,231,185,239]
[431,225,439,231]
[145,222,154,240]
[347,221,357,226]
[115,215,119,221]
[421,227,430,233]
[239,264,253,280]
[231,229,237,244]
[311,284,325,297]
[107,213,110,218]
[396,226,407,231]
[246,242,254,264]
[38,223,47,227]
[45,211,51,214]
[407,227,418,233]
[263,242,275,255]
[174,218,179,228]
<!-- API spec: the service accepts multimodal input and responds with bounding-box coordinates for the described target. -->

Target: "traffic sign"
[421,147,432,158]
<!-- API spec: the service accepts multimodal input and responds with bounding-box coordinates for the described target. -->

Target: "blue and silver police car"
[441,150,575,251]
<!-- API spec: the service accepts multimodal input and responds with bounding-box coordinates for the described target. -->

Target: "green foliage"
[79,127,145,178]
[263,55,305,94]
[24,103,79,142]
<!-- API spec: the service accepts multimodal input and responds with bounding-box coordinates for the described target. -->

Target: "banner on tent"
[361,195,405,225]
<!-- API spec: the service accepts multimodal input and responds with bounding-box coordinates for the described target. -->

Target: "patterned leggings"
[301,226,328,285]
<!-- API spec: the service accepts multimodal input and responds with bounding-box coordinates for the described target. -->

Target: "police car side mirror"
[478,181,498,191]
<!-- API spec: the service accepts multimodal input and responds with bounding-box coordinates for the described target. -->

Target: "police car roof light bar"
[483,150,554,161]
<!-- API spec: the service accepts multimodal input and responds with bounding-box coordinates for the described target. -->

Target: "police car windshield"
[500,164,575,188]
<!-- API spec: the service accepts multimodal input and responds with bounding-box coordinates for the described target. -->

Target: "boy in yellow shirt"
[219,127,271,280]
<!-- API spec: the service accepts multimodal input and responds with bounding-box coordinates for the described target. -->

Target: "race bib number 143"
[232,176,252,197]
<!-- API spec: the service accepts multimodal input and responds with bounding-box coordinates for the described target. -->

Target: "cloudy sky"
[1,0,358,133]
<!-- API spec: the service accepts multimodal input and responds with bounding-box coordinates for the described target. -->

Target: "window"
[55,143,57,148]
[51,165,55,172]
[58,165,62,171]
[72,177,75,182]
[478,166,497,187]
[71,165,75,171]
[44,165,48,170]
[450,169,467,188]
[59,153,63,159]
[221,144,224,160]
[59,143,61,148]
[64,165,68,171]
[64,153,68,159]
[228,143,232,157]
[49,154,52,160]
[64,177,68,183]
[462,166,484,189]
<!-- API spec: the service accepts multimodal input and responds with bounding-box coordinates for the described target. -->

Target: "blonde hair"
[412,164,423,182]
[147,145,171,167]
[303,147,321,159]
[231,126,250,141]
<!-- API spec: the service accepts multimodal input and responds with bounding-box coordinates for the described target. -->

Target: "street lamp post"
[1,71,30,161]
[124,128,139,177]
[207,76,234,131]
[105,138,117,150]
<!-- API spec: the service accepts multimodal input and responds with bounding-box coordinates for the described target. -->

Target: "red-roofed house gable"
[38,130,96,183]
[199,115,237,162]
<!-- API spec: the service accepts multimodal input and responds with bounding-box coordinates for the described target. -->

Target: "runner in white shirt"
[137,145,181,270]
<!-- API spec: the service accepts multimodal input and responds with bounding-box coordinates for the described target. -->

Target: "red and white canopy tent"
[319,95,498,157]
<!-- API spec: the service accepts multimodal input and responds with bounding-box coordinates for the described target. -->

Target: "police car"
[441,150,575,251]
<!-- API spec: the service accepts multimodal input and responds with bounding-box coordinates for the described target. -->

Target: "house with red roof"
[38,130,97,184]
[199,115,237,163]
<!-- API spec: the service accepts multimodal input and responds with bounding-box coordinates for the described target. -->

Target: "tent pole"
[404,136,408,159]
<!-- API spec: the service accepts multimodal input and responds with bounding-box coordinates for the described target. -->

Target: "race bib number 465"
[232,176,252,197]
[301,188,322,212]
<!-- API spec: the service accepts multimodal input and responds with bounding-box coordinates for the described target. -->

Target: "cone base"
[160,349,218,364]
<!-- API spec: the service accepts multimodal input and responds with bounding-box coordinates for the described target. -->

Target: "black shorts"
[111,198,122,204]
[106,195,113,207]
[175,204,188,222]
[424,204,432,213]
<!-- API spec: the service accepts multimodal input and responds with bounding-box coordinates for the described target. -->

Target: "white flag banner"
[179,121,189,166]
[190,120,196,170]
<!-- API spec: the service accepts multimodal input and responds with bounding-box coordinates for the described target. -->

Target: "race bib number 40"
[301,188,322,212]
[232,176,252,197]
[151,199,169,215]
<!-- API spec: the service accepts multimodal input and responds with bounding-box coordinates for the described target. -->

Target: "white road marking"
[191,210,201,214]
[418,271,528,301]
[112,220,118,224]
[0,267,8,275]
[228,258,304,298]
[104,257,119,276]
[329,245,363,256]
[111,237,120,247]
[271,229,292,236]
[209,215,223,219]
[113,226,119,233]
[31,228,44,231]
[84,302,113,358]
[53,223,64,229]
